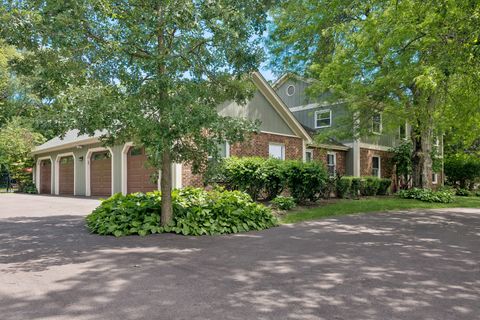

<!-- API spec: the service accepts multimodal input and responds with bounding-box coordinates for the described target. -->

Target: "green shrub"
[221,157,266,200]
[350,178,361,199]
[398,188,454,203]
[361,177,381,196]
[455,188,471,197]
[283,160,328,204]
[86,188,278,237]
[377,178,392,196]
[262,158,286,200]
[19,181,38,194]
[475,191,480,197]
[336,177,352,199]
[270,195,296,210]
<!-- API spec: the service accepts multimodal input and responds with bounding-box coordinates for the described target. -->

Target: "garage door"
[58,156,74,195]
[127,147,157,194]
[90,151,112,197]
[39,159,52,194]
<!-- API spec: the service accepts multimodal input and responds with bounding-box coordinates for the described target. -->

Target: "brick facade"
[230,132,303,160]
[182,132,304,187]
[360,148,394,178]
[309,147,347,175]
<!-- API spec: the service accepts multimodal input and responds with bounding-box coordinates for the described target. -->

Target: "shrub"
[86,188,278,237]
[475,191,480,197]
[18,181,38,194]
[336,177,352,199]
[455,188,471,197]
[377,178,392,196]
[270,196,296,210]
[398,188,454,203]
[262,158,286,200]
[361,177,381,196]
[350,178,361,199]
[283,160,328,204]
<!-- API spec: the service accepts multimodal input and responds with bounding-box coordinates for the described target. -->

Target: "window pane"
[399,124,406,139]
[372,113,381,133]
[305,151,312,162]
[372,156,380,177]
[316,110,331,128]
[269,144,284,160]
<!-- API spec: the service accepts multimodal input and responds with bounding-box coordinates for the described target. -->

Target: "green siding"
[217,90,295,136]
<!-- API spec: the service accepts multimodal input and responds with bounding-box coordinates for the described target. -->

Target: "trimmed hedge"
[283,160,328,203]
[86,188,277,237]
[337,176,391,198]
[398,188,454,203]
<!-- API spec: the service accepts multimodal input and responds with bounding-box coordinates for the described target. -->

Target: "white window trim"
[268,142,285,160]
[35,156,54,194]
[286,84,295,96]
[327,152,337,177]
[85,147,114,197]
[372,155,381,178]
[432,173,438,184]
[433,137,440,148]
[54,152,76,196]
[314,109,332,129]
[305,149,313,162]
[372,113,382,135]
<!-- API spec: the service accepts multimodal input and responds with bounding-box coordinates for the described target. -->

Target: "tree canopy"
[2,0,271,223]
[269,0,480,187]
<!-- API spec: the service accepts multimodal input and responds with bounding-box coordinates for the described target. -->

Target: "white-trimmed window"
[327,152,336,177]
[399,123,407,140]
[269,143,285,160]
[372,156,381,177]
[315,109,332,128]
[432,173,438,184]
[305,149,313,162]
[372,112,382,134]
[286,84,295,96]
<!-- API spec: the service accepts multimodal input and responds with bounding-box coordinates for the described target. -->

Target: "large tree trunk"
[160,149,173,226]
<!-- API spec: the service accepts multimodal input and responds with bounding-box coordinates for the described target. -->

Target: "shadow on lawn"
[0,210,479,320]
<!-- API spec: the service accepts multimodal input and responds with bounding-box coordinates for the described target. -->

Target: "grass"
[281,196,480,224]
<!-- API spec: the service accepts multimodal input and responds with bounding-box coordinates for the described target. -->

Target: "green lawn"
[281,196,480,224]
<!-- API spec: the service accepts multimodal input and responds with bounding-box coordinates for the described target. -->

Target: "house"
[272,73,444,188]
[32,72,443,196]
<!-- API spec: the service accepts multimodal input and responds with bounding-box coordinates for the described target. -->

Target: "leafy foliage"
[269,0,480,188]
[377,178,393,196]
[398,188,454,203]
[270,195,296,211]
[283,160,328,204]
[335,177,352,199]
[444,154,480,189]
[455,188,471,197]
[86,188,277,237]
[0,118,45,189]
[360,177,381,197]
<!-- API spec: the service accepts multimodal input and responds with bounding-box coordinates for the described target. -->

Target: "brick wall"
[182,132,304,187]
[230,132,303,160]
[360,148,393,178]
[310,147,347,175]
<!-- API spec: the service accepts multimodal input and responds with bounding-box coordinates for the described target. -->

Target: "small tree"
[0,117,45,190]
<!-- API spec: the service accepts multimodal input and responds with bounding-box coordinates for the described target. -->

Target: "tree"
[2,0,271,225]
[0,117,45,190]
[269,0,480,188]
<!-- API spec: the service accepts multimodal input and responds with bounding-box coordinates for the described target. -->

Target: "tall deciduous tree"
[2,0,271,224]
[269,0,480,188]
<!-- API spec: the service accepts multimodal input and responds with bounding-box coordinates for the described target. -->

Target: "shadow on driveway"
[0,209,479,320]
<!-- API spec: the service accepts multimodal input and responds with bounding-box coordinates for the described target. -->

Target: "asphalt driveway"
[0,194,479,320]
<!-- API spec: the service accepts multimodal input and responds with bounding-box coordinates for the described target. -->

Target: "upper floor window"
[372,156,381,177]
[315,109,332,128]
[327,152,336,177]
[372,112,382,134]
[269,143,285,160]
[286,85,295,96]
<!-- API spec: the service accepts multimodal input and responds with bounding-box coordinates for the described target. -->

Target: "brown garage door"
[39,159,51,194]
[90,151,112,197]
[59,156,74,195]
[127,147,157,194]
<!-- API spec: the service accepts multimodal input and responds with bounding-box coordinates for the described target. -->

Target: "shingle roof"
[33,129,106,154]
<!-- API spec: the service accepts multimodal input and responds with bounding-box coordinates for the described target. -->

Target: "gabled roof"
[252,72,312,143]
[271,72,314,90]
[32,130,105,154]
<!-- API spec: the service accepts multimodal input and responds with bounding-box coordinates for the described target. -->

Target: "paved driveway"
[0,194,479,320]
